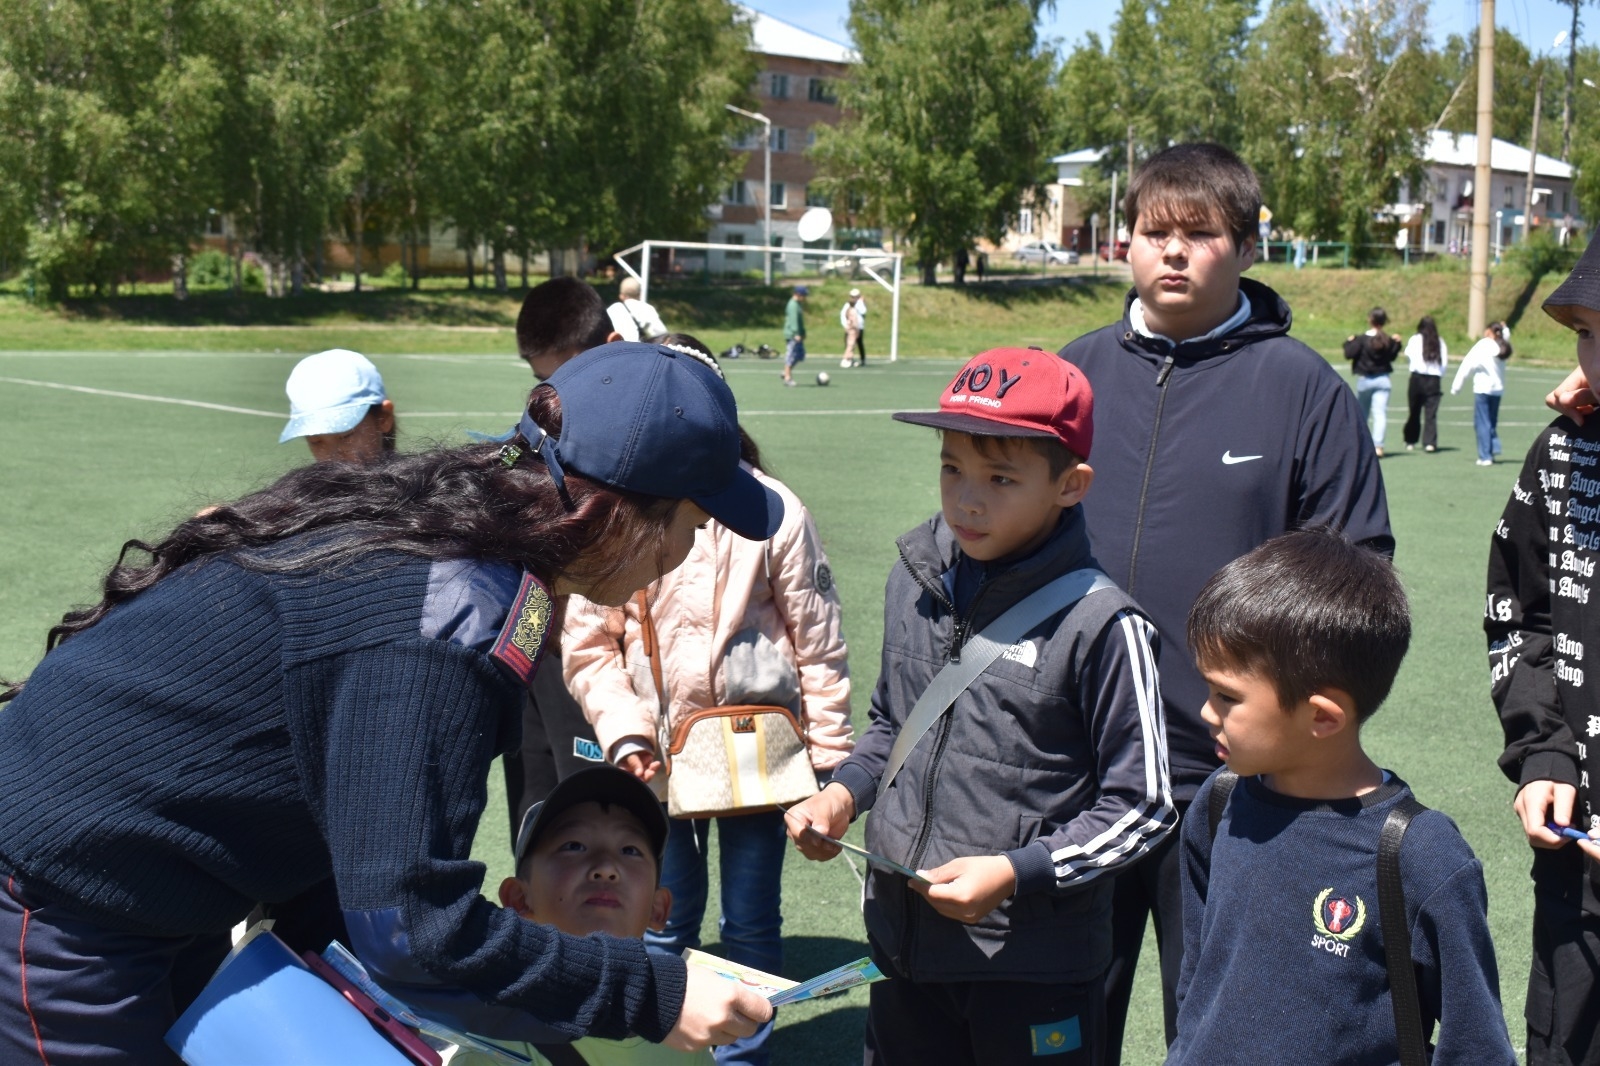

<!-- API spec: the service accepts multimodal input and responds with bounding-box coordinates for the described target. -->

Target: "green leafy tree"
[812,0,1056,285]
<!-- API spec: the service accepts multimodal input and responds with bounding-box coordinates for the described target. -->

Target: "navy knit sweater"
[1168,772,1513,1066]
[0,547,685,1044]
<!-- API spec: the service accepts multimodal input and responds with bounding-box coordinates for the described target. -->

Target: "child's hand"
[909,855,1016,924]
[1516,779,1581,848]
[617,750,662,783]
[1546,365,1597,426]
[783,782,855,860]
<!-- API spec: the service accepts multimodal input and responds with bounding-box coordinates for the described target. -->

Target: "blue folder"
[166,930,416,1065]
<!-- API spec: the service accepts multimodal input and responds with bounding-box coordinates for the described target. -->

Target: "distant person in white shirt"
[839,289,867,367]
[1400,315,1448,454]
[607,277,668,342]
[1451,321,1512,466]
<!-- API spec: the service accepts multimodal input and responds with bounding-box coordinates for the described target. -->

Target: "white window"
[807,78,836,104]
[774,128,789,153]
[770,182,787,209]
[1018,207,1034,235]
[770,73,789,99]
[1504,184,1515,208]
[725,181,749,205]
[806,130,817,148]
[726,233,745,260]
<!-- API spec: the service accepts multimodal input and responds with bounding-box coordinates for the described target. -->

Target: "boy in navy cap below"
[1168,529,1512,1066]
[455,764,714,1066]
[1485,239,1600,1066]
[785,349,1175,1065]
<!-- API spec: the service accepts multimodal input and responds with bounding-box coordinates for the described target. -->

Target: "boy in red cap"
[785,349,1175,1065]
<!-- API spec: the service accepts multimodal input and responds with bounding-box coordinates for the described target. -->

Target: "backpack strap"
[1206,770,1239,847]
[1378,795,1430,1066]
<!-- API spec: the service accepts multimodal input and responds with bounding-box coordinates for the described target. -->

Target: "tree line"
[818,0,1600,280]
[0,0,756,301]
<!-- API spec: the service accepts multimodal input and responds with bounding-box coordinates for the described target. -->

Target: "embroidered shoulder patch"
[490,573,554,685]
[815,562,834,594]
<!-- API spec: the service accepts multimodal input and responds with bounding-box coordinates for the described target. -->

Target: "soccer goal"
[610,240,905,362]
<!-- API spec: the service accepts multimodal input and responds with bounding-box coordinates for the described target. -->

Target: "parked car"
[1099,241,1130,262]
[820,246,893,277]
[1012,240,1079,266]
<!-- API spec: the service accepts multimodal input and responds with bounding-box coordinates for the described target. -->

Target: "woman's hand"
[910,855,1017,924]
[782,782,855,859]
[662,963,773,1050]
[1546,366,1597,426]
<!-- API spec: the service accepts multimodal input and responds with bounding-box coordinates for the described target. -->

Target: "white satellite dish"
[797,207,833,243]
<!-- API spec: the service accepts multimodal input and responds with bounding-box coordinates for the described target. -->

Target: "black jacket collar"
[1116,276,1292,361]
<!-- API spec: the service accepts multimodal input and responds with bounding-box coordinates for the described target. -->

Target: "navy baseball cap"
[514,765,670,867]
[519,341,783,540]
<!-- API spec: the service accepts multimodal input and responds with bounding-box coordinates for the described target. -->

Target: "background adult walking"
[1400,316,1448,453]
[1452,321,1513,466]
[1343,307,1402,457]
[840,288,864,368]
[563,335,853,1066]
[0,343,778,1063]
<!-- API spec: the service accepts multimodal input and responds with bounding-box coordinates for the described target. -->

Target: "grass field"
[0,296,1577,1063]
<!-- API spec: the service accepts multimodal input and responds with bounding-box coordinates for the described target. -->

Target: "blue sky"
[748,0,1581,57]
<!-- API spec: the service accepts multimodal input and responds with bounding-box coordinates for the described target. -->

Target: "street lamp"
[726,104,773,286]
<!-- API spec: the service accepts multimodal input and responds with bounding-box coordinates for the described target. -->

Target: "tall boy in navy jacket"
[786,349,1175,1065]
[1057,143,1392,1057]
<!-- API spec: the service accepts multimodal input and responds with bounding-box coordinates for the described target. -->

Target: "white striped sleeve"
[1041,610,1176,889]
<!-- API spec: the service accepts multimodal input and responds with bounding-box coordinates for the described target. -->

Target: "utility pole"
[1524,71,1544,244]
[1469,0,1495,339]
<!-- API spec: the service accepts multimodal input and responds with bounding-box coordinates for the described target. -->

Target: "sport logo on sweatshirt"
[1311,888,1366,958]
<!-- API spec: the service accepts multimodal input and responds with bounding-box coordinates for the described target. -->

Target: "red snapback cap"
[893,347,1094,459]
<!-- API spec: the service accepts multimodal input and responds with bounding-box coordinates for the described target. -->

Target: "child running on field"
[1168,529,1512,1066]
[785,348,1175,1066]
[1485,239,1600,1066]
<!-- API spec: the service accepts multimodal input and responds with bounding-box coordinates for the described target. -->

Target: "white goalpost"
[611,240,905,362]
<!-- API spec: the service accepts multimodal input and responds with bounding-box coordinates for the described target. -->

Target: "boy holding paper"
[785,349,1176,1065]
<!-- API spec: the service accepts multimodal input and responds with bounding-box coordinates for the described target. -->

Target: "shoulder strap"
[1206,770,1239,847]
[877,568,1115,799]
[1378,795,1430,1066]
[635,590,665,711]
[532,1042,590,1066]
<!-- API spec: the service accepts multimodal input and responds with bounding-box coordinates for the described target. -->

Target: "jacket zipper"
[1127,351,1177,592]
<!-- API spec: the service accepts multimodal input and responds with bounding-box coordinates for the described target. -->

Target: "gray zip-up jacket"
[831,507,1175,983]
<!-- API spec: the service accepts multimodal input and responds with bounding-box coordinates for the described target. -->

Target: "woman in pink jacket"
[563,336,853,1066]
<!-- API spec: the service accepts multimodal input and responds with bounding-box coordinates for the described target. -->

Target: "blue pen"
[1545,821,1592,842]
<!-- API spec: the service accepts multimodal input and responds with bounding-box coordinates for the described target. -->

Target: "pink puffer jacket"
[562,468,853,771]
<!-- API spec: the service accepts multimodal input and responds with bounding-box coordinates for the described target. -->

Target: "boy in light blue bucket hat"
[280,348,396,463]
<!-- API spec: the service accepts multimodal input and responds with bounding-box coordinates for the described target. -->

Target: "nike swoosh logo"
[1222,451,1263,465]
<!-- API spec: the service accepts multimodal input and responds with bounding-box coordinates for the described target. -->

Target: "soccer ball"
[816,371,831,387]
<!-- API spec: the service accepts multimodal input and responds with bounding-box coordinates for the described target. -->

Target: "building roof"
[1425,130,1573,179]
[741,5,854,64]
[1050,148,1105,165]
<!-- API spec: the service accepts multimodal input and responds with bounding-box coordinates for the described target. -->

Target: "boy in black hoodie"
[1057,142,1393,1060]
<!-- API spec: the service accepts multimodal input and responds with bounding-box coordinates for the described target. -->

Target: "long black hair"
[1416,316,1441,367]
[2,386,680,701]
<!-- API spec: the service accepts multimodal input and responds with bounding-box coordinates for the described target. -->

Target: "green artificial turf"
[0,332,1576,1063]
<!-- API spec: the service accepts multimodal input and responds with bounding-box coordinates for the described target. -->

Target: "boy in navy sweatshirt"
[1169,530,1512,1066]
[785,348,1175,1065]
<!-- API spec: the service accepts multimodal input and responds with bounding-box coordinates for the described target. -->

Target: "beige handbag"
[637,592,818,819]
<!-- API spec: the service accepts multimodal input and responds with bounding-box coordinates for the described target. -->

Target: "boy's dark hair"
[515,278,612,363]
[944,430,1080,480]
[1124,143,1261,251]
[1368,307,1388,329]
[1187,528,1410,721]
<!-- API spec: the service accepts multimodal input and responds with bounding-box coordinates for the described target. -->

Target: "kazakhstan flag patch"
[1029,1016,1081,1056]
